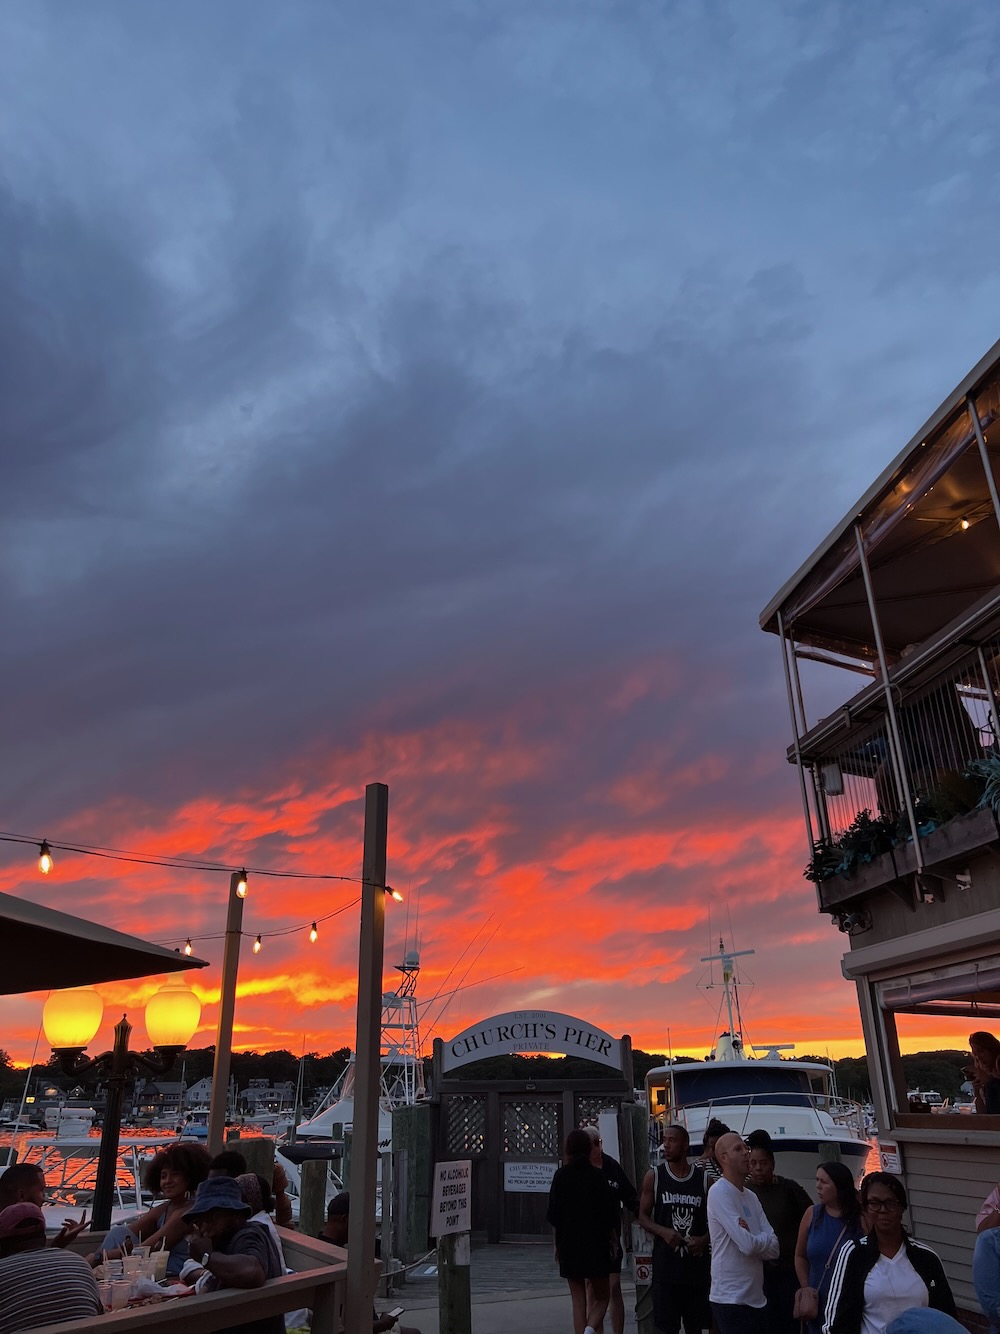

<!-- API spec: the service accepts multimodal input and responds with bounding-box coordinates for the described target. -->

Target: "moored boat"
[645,945,872,1190]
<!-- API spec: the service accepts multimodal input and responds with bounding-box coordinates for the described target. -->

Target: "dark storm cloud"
[1,0,998,845]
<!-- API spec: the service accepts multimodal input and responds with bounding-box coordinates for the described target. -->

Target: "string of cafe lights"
[178,894,360,957]
[0,830,404,955]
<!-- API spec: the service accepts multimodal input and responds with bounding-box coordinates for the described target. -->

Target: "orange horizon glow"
[0,680,968,1074]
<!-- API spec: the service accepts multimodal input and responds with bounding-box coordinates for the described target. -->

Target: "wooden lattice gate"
[432,1016,635,1243]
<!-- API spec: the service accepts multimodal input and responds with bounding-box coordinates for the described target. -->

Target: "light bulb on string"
[38,841,53,875]
[236,869,248,898]
[183,938,193,956]
[309,922,318,943]
[961,516,971,530]
[253,934,262,954]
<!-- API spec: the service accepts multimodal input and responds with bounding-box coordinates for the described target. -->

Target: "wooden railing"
[29,1231,349,1334]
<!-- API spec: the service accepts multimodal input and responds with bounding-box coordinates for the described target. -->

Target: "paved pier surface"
[390,1243,640,1334]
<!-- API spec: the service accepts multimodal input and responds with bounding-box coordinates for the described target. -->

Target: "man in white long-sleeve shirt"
[706,1133,778,1334]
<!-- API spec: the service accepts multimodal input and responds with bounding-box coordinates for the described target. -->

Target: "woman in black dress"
[547,1128,620,1334]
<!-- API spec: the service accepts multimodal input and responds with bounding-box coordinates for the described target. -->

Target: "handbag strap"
[820,1223,848,1279]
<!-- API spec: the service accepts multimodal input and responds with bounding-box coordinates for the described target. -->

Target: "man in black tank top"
[638,1124,710,1334]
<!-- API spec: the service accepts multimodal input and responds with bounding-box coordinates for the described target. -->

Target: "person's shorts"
[652,1280,710,1333]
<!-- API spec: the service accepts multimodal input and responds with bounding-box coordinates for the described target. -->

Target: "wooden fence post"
[437,1229,472,1334]
[299,1158,328,1238]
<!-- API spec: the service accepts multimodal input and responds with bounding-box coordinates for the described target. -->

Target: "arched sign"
[442,1009,622,1073]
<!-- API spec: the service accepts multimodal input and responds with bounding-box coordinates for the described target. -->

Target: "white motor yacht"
[645,945,872,1189]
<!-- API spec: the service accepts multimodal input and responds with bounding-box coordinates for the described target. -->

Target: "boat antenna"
[423,923,501,1039]
[420,916,495,1013]
[700,941,754,1051]
[666,1026,673,1066]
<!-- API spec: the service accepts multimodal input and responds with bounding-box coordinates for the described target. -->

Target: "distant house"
[241,1080,295,1114]
[136,1081,187,1119]
[186,1077,213,1104]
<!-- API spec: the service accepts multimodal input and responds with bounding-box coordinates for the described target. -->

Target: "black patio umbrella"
[0,890,208,994]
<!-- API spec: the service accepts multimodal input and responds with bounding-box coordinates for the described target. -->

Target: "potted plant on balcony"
[804,809,897,884]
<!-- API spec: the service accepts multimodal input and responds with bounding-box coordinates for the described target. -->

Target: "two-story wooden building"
[761,337,1000,1319]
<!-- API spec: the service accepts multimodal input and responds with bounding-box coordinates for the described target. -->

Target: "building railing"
[795,624,1000,897]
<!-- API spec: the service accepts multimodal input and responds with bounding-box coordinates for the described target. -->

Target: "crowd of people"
[0,1148,411,1334]
[547,1117,970,1334]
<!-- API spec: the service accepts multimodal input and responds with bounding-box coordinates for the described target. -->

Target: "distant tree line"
[0,1044,973,1105]
[1,1046,354,1101]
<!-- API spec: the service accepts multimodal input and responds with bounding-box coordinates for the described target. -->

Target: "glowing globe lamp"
[43,987,104,1053]
[144,977,201,1051]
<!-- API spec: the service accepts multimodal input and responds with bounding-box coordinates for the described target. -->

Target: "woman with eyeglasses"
[822,1172,955,1334]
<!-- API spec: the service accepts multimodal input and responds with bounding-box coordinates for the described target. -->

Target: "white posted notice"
[430,1159,472,1237]
[503,1161,557,1193]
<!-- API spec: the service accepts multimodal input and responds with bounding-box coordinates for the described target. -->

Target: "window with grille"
[576,1095,616,1127]
[445,1095,487,1156]
[503,1100,561,1156]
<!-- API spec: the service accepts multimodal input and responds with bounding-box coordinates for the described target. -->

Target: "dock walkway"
[399,1243,639,1334]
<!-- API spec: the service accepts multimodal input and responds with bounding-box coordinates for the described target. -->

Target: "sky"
[2,1,1000,1069]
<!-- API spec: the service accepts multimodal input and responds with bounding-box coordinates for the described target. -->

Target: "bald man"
[705,1133,777,1334]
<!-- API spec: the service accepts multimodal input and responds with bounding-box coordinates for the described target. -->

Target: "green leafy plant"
[966,754,1000,817]
[804,839,841,883]
[803,809,896,882]
[836,808,897,869]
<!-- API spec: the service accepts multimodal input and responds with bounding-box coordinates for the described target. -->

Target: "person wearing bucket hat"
[0,1202,103,1330]
[181,1177,284,1334]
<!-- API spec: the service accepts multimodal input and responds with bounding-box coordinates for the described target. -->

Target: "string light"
[961,516,971,530]
[3,830,397,890]
[7,825,407,957]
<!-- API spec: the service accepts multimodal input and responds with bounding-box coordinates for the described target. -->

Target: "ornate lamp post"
[43,979,201,1231]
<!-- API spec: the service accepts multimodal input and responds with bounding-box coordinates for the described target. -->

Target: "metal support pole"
[788,626,834,842]
[345,783,389,1334]
[853,524,924,872]
[977,645,1000,752]
[968,395,1000,538]
[789,633,809,738]
[91,1015,132,1232]
[777,612,818,864]
[208,872,245,1155]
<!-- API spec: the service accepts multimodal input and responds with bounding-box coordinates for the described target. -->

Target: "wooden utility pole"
[344,783,389,1334]
[208,871,245,1154]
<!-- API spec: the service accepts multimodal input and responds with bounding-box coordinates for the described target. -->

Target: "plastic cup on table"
[151,1249,169,1282]
[131,1245,149,1260]
[109,1279,131,1311]
[97,1280,112,1311]
[139,1256,157,1280]
[122,1255,141,1278]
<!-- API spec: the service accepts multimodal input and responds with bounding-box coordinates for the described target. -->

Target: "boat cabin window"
[646,1077,670,1113]
[671,1066,816,1109]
